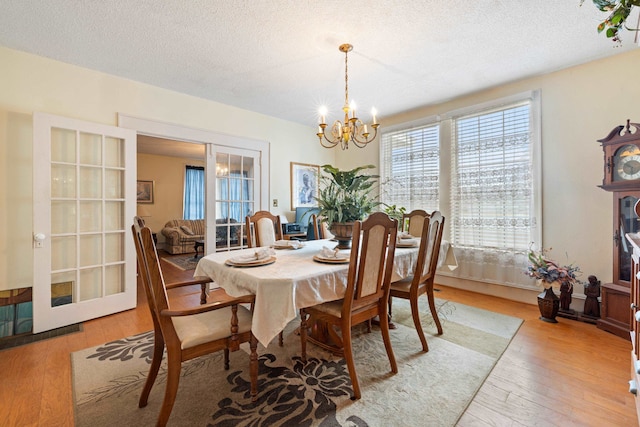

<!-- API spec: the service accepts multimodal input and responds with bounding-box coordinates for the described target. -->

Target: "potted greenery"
[383,204,407,229]
[581,0,640,43]
[315,164,379,248]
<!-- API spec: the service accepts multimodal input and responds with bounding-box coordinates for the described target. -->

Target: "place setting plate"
[225,256,277,267]
[396,239,419,248]
[272,243,304,250]
[312,255,350,264]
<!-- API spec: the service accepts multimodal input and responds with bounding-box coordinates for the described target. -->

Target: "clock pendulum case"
[597,120,640,340]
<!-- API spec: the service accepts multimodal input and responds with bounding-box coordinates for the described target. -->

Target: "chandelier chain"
[344,48,349,108]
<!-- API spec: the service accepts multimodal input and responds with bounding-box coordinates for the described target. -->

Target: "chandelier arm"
[351,126,378,147]
[319,134,340,149]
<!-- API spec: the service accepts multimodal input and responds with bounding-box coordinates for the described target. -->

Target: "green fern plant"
[315,164,379,226]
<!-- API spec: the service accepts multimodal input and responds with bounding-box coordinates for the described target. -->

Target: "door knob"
[33,233,46,248]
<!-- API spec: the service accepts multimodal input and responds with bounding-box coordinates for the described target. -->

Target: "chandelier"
[316,43,379,150]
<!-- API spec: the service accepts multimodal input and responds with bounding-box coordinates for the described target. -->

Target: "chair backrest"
[305,214,323,240]
[246,210,282,247]
[343,212,398,315]
[412,211,445,287]
[132,216,172,334]
[402,209,430,237]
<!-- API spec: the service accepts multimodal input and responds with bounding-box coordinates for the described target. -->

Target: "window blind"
[451,103,533,251]
[380,124,440,212]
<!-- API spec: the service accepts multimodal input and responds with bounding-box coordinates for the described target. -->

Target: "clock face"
[615,144,640,181]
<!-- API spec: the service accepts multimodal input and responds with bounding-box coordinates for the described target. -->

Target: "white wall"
[0,46,335,291]
[338,48,640,304]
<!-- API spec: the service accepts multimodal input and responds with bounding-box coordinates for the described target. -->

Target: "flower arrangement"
[525,246,580,290]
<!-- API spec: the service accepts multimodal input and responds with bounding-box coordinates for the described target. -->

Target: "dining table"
[194,238,457,348]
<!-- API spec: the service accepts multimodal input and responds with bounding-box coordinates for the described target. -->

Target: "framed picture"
[290,162,319,210]
[137,180,154,204]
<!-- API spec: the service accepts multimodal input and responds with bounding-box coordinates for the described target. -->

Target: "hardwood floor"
[0,256,637,426]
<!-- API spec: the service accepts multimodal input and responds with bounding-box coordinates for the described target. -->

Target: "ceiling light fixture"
[317,43,379,150]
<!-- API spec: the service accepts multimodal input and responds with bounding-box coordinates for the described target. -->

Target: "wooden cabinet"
[597,122,640,339]
[626,232,640,421]
[598,192,639,339]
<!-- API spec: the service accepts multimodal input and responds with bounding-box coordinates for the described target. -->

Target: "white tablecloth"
[194,238,456,347]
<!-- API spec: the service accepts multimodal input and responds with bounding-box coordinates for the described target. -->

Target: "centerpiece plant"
[315,164,379,248]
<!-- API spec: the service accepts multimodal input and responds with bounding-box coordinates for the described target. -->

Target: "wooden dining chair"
[401,209,430,236]
[300,212,399,400]
[246,210,282,247]
[132,217,259,427]
[389,211,445,352]
[302,213,322,240]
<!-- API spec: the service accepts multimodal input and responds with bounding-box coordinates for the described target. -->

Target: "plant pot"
[537,286,560,323]
[329,222,355,249]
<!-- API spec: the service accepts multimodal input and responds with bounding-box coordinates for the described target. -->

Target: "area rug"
[71,297,522,427]
[162,254,200,271]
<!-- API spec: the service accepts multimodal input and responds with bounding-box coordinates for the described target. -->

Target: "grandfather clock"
[597,120,640,340]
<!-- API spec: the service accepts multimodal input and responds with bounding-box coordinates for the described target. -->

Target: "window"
[183,165,204,219]
[380,92,540,288]
[451,103,533,252]
[380,124,440,212]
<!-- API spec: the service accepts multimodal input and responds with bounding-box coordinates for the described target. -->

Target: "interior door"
[32,112,137,333]
[206,145,261,252]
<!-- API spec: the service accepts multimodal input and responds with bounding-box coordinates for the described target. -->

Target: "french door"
[32,113,137,333]
[206,145,261,251]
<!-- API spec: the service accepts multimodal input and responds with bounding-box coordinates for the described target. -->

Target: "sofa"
[161,219,205,254]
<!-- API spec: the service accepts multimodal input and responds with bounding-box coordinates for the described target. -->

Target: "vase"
[537,285,560,323]
[329,222,355,249]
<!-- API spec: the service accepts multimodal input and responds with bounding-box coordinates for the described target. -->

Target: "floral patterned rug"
[71,297,522,427]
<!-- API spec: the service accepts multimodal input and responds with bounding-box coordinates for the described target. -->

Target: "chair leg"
[426,284,443,335]
[249,333,259,401]
[200,283,207,305]
[342,324,361,400]
[410,295,429,352]
[379,310,398,374]
[157,352,181,427]
[224,348,230,370]
[300,309,308,363]
[279,331,284,347]
[139,330,164,408]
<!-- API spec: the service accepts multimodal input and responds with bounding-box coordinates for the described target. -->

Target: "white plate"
[225,256,276,267]
[313,255,350,264]
[273,243,304,250]
[396,240,418,248]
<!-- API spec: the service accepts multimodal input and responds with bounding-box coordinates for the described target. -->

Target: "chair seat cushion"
[172,305,253,349]
[390,276,414,293]
[307,299,344,318]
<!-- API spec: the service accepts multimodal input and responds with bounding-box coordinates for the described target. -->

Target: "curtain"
[218,171,249,221]
[183,165,204,220]
[449,101,538,287]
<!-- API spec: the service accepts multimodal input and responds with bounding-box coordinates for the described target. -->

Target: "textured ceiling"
[0,0,637,129]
